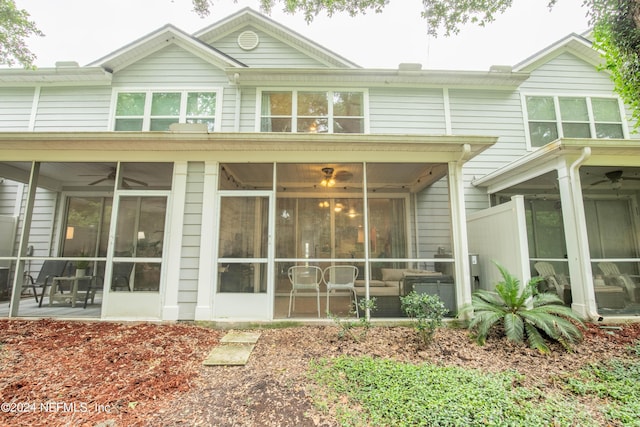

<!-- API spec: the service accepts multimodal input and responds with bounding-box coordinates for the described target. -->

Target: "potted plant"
[75,252,90,277]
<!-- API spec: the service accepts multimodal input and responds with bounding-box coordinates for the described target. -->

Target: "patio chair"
[287,265,322,318]
[324,265,359,318]
[23,260,69,306]
[598,262,640,302]
[111,262,133,292]
[534,262,571,304]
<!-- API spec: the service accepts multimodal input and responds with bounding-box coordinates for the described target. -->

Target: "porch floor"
[0,295,101,318]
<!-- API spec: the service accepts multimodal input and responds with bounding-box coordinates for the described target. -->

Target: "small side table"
[49,276,93,307]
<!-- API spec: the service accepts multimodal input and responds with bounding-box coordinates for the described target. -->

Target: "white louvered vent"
[237,31,259,51]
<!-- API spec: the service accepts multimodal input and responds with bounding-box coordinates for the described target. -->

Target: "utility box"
[469,254,480,291]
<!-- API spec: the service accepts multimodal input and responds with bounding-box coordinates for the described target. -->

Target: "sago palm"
[462,263,583,354]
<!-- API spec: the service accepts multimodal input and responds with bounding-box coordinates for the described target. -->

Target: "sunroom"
[0,132,494,321]
[474,139,640,320]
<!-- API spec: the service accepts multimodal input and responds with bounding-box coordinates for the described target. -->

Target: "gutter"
[568,147,601,321]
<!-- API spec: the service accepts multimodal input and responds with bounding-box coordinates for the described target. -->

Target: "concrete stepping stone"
[203,331,261,366]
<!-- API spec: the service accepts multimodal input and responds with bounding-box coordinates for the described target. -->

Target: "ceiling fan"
[83,168,148,187]
[590,170,640,189]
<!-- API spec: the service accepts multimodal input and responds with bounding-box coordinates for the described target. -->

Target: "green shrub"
[400,291,448,346]
[461,262,583,353]
[329,297,377,342]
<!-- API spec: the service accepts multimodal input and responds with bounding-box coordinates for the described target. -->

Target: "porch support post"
[162,161,188,320]
[449,144,472,313]
[557,152,598,320]
[9,162,39,317]
[195,161,218,320]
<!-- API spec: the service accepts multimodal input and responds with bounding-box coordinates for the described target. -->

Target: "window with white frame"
[260,90,365,133]
[114,90,218,131]
[525,95,625,147]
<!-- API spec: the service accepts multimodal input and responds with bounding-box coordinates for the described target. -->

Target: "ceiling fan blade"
[88,177,110,186]
[123,176,148,187]
[590,179,608,186]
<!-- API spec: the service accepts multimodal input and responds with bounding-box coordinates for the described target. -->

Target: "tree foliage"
[588,0,640,128]
[0,0,43,68]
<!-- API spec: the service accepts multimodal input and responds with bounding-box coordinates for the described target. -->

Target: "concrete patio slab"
[204,331,262,366]
[220,331,261,344]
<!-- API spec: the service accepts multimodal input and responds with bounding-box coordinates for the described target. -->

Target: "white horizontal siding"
[178,162,205,320]
[239,87,257,132]
[33,86,111,131]
[369,88,446,134]
[450,88,527,214]
[0,88,34,131]
[521,53,614,94]
[113,45,229,87]
[415,178,452,260]
[213,27,328,68]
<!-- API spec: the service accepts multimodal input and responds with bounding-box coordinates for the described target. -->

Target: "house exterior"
[1,8,639,321]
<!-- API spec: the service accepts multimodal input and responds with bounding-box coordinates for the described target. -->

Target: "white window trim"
[521,92,629,151]
[109,87,223,132]
[255,88,369,133]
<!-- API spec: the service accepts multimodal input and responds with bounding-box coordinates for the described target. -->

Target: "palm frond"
[530,292,566,307]
[471,290,506,307]
[472,311,504,345]
[524,321,550,354]
[503,312,524,343]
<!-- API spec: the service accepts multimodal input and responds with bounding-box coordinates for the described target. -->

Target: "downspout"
[568,147,600,321]
[232,73,241,132]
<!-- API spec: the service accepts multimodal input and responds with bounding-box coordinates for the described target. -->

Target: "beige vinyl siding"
[212,27,329,68]
[369,88,446,134]
[0,88,34,131]
[33,87,111,131]
[177,162,205,320]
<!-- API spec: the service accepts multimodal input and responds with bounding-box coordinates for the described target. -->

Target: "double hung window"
[260,90,365,133]
[114,91,218,131]
[525,95,625,147]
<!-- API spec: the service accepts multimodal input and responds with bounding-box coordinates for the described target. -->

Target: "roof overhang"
[0,132,496,163]
[87,25,245,72]
[514,33,603,73]
[225,67,530,89]
[0,66,112,87]
[473,138,640,193]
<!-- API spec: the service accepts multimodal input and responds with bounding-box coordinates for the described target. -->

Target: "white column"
[194,162,219,320]
[448,157,472,312]
[161,162,188,320]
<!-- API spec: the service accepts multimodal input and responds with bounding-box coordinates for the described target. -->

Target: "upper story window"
[525,95,625,148]
[114,90,218,131]
[259,90,365,133]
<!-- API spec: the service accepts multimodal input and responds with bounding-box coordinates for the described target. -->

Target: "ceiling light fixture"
[320,167,335,187]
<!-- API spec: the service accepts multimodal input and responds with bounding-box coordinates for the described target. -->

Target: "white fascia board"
[0,67,112,87]
[88,25,245,73]
[0,131,496,161]
[225,68,529,89]
[513,34,601,73]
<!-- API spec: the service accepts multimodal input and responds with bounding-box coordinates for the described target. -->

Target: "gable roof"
[513,33,603,72]
[88,24,246,72]
[194,7,359,69]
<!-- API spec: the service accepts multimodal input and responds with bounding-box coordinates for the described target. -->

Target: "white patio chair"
[598,262,639,302]
[287,265,322,318]
[534,262,571,304]
[323,265,359,318]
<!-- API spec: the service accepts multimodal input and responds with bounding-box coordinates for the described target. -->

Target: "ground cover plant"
[311,356,599,427]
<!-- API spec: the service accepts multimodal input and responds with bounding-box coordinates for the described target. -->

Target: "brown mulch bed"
[1,319,639,426]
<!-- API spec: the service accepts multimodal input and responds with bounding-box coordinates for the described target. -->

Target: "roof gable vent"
[237,30,259,51]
